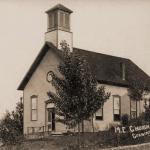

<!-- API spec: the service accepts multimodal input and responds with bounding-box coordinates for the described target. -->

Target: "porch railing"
[27,125,53,134]
[25,125,53,139]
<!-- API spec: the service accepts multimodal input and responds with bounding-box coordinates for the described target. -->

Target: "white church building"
[18,4,150,135]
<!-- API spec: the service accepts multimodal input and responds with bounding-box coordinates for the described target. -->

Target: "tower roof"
[46,4,73,14]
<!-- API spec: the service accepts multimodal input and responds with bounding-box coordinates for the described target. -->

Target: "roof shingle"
[74,48,150,87]
[45,4,73,14]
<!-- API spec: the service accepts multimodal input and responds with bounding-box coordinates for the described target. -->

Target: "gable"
[24,46,61,93]
[17,42,61,90]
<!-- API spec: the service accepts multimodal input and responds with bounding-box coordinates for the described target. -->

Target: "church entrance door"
[47,108,55,131]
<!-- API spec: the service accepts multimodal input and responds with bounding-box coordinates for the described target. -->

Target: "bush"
[121,114,129,126]
[128,112,150,126]
[121,111,150,127]
[0,101,23,145]
[144,108,150,122]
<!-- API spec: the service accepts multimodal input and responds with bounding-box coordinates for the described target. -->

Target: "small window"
[31,96,38,121]
[95,107,103,120]
[130,100,137,119]
[145,98,150,109]
[113,96,121,121]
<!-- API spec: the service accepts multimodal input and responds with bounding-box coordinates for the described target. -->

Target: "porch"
[25,125,63,139]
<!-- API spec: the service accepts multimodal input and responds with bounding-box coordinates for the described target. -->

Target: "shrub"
[121,112,149,127]
[144,108,150,122]
[128,112,149,126]
[0,101,23,145]
[121,114,129,126]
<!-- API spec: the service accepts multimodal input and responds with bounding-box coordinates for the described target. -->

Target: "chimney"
[121,63,126,80]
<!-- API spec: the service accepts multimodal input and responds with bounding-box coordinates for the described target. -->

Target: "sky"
[0,0,150,118]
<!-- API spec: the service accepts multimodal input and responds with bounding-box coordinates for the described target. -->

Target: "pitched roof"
[74,48,150,87]
[45,4,73,14]
[17,42,150,90]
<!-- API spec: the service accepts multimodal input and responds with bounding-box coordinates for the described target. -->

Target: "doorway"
[47,108,55,131]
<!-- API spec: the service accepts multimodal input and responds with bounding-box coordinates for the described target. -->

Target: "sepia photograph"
[0,0,150,149]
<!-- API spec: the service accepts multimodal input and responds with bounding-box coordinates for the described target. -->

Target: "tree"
[47,41,110,133]
[127,74,150,116]
[12,100,23,135]
[0,99,23,145]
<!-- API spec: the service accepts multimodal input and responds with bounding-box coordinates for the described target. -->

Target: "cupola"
[45,4,73,51]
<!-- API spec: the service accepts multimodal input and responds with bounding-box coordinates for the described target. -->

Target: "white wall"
[23,48,66,134]
[93,84,130,131]
[45,30,73,51]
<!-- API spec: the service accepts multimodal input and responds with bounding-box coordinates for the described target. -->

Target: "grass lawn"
[1,132,150,150]
[0,140,65,150]
[0,134,108,150]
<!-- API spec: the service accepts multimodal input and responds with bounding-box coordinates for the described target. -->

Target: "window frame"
[48,13,54,29]
[60,12,64,27]
[113,95,121,121]
[95,106,103,121]
[48,12,58,30]
[130,99,137,119]
[64,13,70,29]
[31,95,38,121]
[59,11,70,29]
[145,98,150,109]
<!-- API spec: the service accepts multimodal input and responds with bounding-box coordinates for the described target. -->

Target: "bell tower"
[45,4,73,51]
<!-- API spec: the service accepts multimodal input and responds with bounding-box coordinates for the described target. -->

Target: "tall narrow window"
[48,13,57,29]
[64,13,69,28]
[95,107,103,120]
[54,12,58,27]
[60,12,64,27]
[31,96,38,121]
[49,14,53,28]
[130,100,137,119]
[59,12,69,29]
[113,96,121,121]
